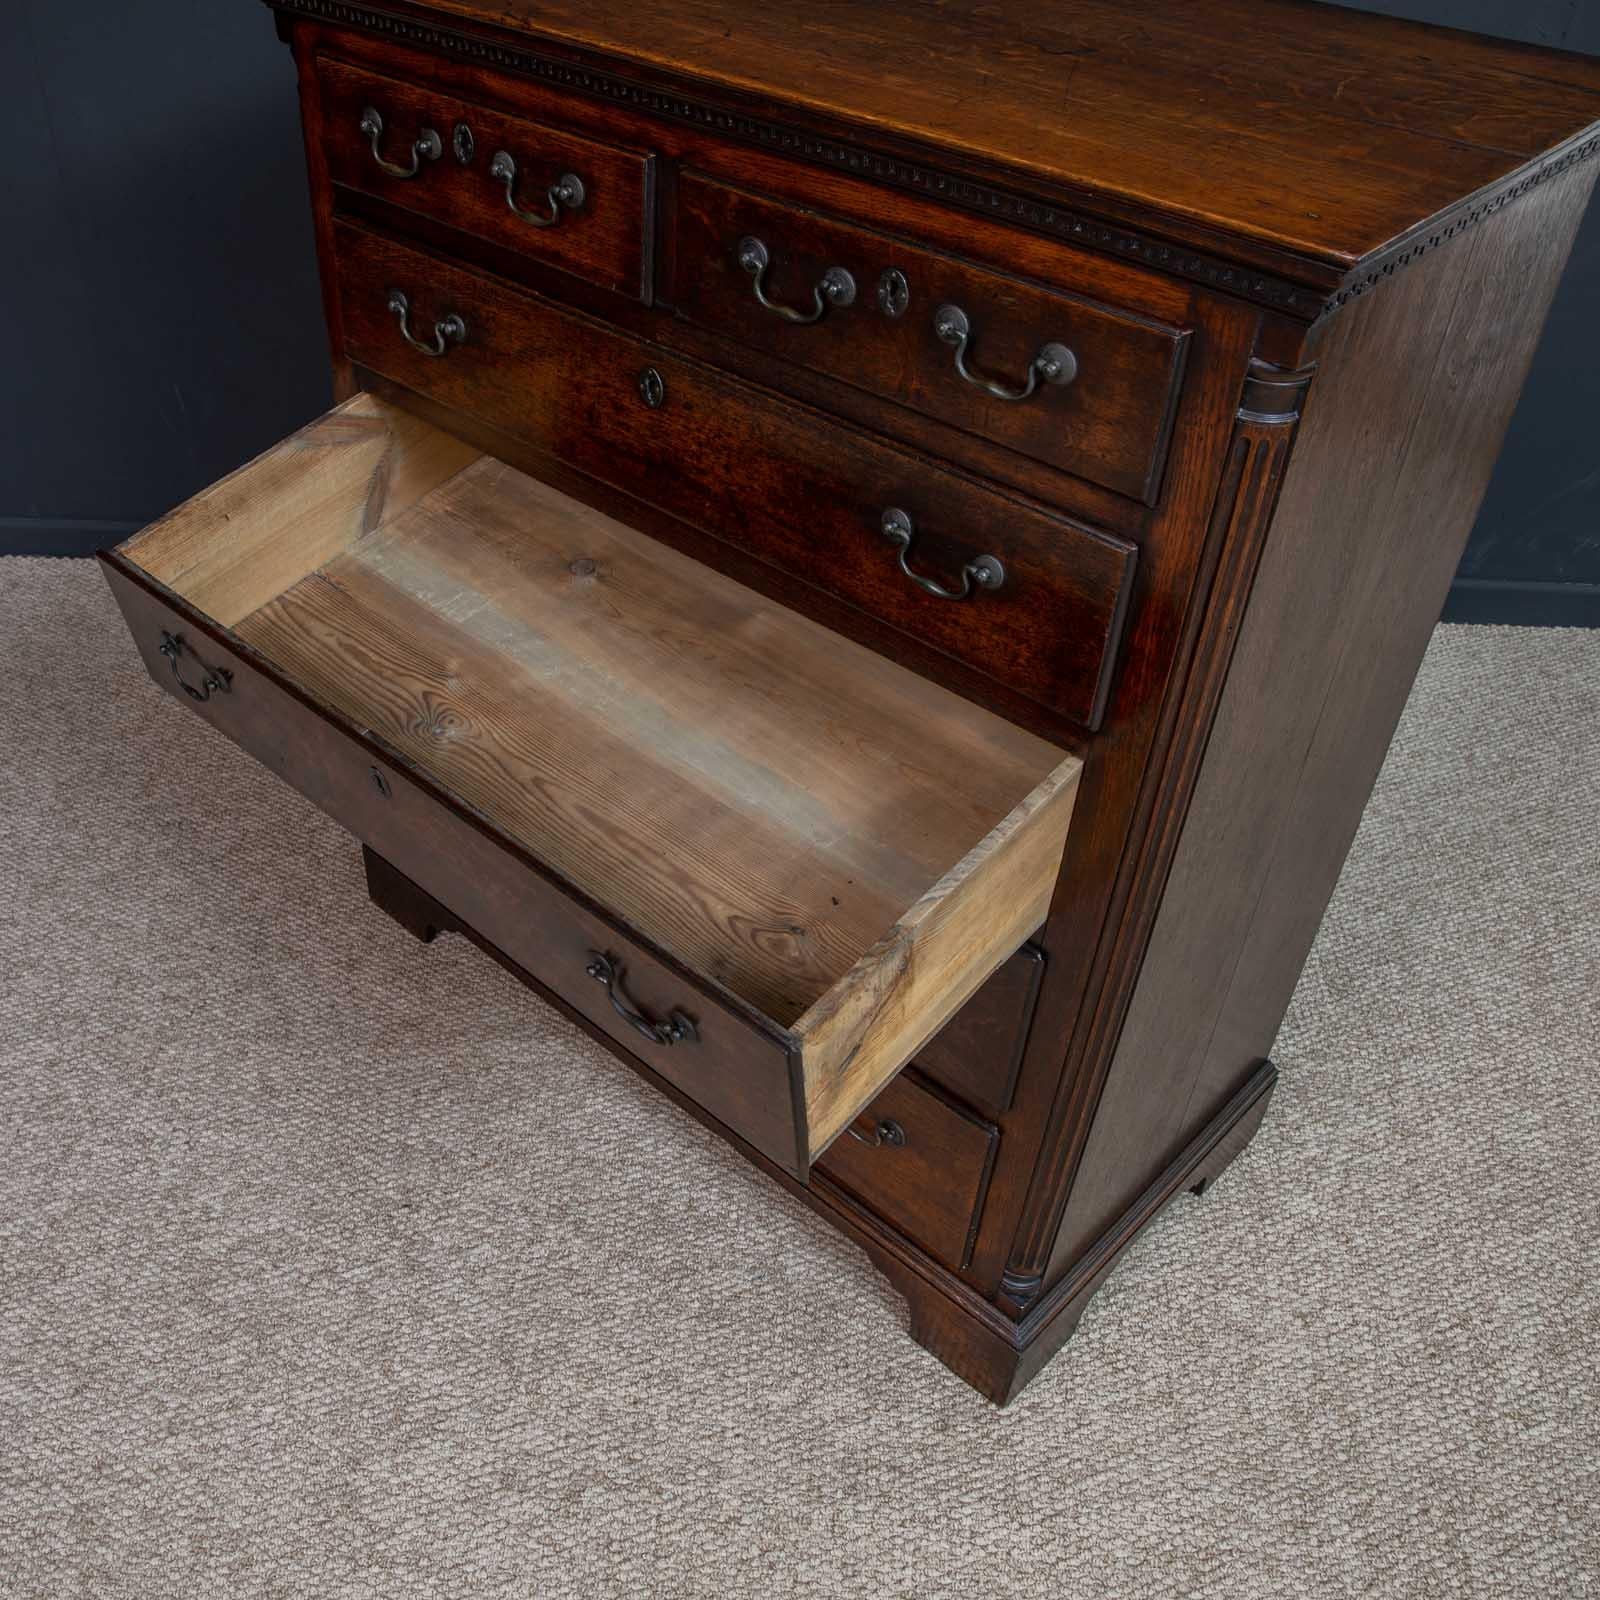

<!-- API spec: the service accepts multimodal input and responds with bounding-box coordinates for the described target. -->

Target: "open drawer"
[99,394,1081,1178]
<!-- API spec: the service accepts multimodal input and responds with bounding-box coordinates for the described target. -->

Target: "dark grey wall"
[1330,0,1600,624]
[2,0,1596,623]
[1,1,328,556]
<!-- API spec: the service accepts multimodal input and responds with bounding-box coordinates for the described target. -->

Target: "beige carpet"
[1,555,1596,1598]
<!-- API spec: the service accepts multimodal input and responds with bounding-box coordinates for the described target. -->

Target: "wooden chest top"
[271,0,1600,313]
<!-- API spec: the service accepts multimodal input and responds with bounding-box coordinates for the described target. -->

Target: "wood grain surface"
[795,751,1077,1154]
[1054,156,1600,1272]
[220,435,1070,1025]
[329,0,1600,274]
[123,394,478,626]
[670,172,1189,504]
[317,54,655,301]
[100,550,812,1176]
[111,391,1084,1173]
[333,221,1140,728]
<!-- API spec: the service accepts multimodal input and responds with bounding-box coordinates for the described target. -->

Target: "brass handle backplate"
[158,630,232,703]
[880,508,1005,601]
[847,1119,907,1148]
[386,289,467,357]
[358,106,443,178]
[933,303,1077,401]
[586,952,698,1047]
[489,151,586,228]
[736,236,857,324]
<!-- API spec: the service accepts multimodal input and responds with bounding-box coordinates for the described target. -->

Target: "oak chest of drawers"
[99,0,1600,1401]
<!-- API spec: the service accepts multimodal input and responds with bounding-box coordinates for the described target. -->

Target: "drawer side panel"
[794,756,1079,1160]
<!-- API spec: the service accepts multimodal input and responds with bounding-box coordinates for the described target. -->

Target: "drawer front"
[98,556,808,1176]
[316,56,654,301]
[670,174,1190,505]
[333,222,1137,729]
[816,1071,999,1272]
[915,943,1044,1117]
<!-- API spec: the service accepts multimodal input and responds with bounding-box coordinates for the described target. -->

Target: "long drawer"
[332,220,1138,731]
[316,55,655,302]
[98,394,1081,1181]
[670,173,1191,505]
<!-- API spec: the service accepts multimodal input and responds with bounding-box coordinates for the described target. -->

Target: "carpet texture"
[1,555,1596,1598]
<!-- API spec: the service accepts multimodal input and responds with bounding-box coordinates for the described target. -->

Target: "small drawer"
[99,395,1081,1181]
[315,56,654,301]
[332,221,1138,729]
[669,174,1190,505]
[915,942,1044,1117]
[816,1071,1000,1272]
